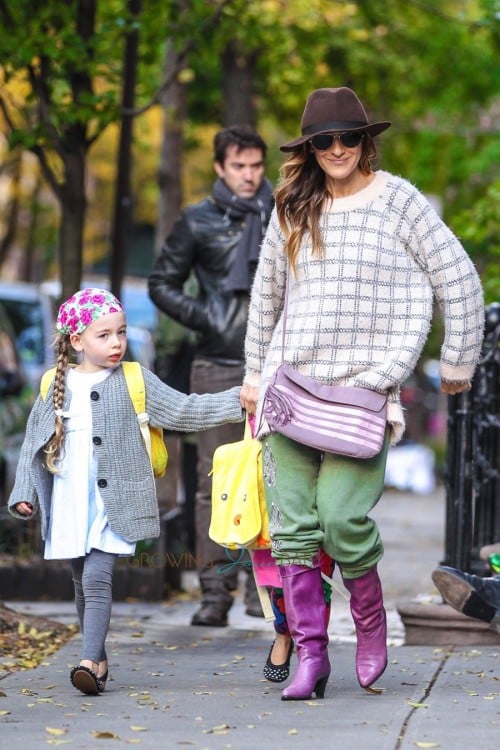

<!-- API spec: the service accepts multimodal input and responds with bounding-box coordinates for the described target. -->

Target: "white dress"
[44,367,135,560]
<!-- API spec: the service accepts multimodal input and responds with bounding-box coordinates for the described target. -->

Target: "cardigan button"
[90,391,99,401]
[93,436,102,445]
[97,479,107,488]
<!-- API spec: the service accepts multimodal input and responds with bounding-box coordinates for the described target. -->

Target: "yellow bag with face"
[209,420,270,550]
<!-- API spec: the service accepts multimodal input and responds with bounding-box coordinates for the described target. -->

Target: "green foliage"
[0,0,498,298]
[451,180,500,303]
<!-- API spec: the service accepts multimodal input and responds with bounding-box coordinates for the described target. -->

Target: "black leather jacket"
[148,197,251,366]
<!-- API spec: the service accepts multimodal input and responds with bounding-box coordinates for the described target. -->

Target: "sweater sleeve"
[8,397,44,517]
[141,367,244,431]
[244,209,287,386]
[403,185,484,382]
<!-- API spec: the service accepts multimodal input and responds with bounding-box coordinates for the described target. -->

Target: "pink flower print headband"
[56,288,125,335]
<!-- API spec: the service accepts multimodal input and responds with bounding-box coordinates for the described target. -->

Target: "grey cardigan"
[8,363,244,544]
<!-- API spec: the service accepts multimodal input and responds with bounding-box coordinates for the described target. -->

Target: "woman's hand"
[440,380,471,395]
[240,382,259,415]
[15,502,33,516]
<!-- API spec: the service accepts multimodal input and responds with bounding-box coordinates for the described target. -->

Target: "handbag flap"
[279,364,387,414]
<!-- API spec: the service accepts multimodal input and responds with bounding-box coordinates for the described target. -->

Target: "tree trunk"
[154,39,187,256]
[221,40,257,128]
[110,0,141,299]
[59,150,87,301]
[0,157,21,270]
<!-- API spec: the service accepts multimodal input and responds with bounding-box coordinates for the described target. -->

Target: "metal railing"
[443,303,500,575]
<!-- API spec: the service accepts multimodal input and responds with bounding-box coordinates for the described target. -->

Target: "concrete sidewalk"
[1,488,499,749]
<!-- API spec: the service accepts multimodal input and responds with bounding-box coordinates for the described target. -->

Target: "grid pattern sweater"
[244,171,484,444]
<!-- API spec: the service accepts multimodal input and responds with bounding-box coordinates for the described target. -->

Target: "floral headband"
[56,288,125,336]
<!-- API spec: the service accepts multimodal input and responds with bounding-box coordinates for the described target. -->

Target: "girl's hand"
[240,382,259,415]
[15,502,33,516]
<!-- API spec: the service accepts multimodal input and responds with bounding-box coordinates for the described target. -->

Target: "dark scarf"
[212,177,274,292]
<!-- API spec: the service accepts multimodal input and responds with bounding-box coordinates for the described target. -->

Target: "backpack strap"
[121,361,153,465]
[40,367,57,400]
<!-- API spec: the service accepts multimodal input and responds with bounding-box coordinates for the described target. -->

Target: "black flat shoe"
[263,639,294,683]
[70,665,105,695]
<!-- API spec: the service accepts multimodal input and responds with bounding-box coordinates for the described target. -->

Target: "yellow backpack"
[39,361,168,478]
[208,419,270,550]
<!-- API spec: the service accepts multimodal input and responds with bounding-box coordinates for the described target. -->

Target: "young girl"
[8,288,244,696]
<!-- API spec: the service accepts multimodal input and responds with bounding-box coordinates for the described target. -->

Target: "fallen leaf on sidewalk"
[405,700,429,708]
[414,742,439,748]
[45,727,67,736]
[203,723,230,734]
[0,605,76,674]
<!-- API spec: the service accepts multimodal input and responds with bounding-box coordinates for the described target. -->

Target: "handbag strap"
[279,262,291,365]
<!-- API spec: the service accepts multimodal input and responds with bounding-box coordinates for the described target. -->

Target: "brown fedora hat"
[280,87,391,152]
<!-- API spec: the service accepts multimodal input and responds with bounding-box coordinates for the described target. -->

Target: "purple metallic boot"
[279,562,330,701]
[342,566,387,689]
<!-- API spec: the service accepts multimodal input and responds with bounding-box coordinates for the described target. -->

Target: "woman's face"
[311,132,364,189]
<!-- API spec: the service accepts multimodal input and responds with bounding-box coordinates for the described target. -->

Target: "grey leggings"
[71,549,116,664]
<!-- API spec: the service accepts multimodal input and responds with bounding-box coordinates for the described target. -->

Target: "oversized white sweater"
[244,171,484,444]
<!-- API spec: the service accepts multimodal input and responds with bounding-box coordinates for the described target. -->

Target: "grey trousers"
[190,359,255,608]
[71,549,116,664]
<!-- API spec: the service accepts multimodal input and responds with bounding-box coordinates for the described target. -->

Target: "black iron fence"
[443,303,500,575]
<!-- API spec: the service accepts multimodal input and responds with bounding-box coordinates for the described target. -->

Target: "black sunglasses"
[310,131,364,150]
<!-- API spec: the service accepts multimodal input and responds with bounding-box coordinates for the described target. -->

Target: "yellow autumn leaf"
[45,727,67,736]
[92,731,118,739]
[130,726,148,732]
[17,622,26,635]
[204,724,230,734]
[288,728,298,735]
[0,710,10,715]
[414,743,440,748]
[406,700,429,708]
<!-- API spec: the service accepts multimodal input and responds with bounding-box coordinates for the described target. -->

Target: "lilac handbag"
[263,364,387,458]
[261,268,388,459]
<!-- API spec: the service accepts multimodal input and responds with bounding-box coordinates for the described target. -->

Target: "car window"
[0,298,47,368]
[120,288,158,332]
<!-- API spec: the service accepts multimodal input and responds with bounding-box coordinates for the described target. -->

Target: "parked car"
[0,302,38,552]
[0,280,55,389]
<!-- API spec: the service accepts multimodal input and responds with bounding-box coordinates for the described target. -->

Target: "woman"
[240,86,484,701]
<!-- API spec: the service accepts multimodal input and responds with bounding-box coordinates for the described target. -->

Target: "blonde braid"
[45,334,71,473]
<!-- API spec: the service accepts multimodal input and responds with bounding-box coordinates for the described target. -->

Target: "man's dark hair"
[214,125,267,165]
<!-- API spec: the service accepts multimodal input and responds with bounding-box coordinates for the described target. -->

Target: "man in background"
[149,125,273,626]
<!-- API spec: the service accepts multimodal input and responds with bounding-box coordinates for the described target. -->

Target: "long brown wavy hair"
[44,333,72,473]
[274,134,377,271]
